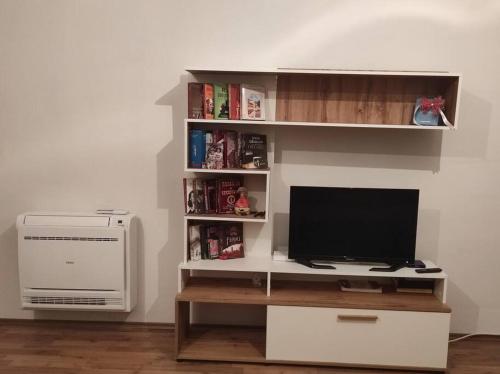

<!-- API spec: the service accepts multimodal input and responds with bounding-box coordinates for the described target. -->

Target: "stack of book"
[189,222,244,261]
[188,82,266,121]
[184,176,242,215]
[189,130,267,170]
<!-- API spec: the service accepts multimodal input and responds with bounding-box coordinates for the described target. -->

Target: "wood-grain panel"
[176,277,268,304]
[276,73,460,126]
[176,277,450,313]
[270,280,451,313]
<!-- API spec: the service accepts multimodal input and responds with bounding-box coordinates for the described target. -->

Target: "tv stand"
[176,259,451,371]
[297,259,336,269]
[369,262,407,272]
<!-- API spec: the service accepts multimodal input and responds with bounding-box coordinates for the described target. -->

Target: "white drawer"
[266,306,450,369]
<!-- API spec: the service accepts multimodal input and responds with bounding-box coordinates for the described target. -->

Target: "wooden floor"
[0,320,499,374]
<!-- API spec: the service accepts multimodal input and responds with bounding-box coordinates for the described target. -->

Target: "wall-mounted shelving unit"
[185,67,462,130]
[178,67,460,371]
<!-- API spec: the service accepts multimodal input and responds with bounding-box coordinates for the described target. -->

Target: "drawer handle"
[337,315,378,322]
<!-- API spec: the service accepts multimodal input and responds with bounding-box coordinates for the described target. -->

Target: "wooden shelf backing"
[270,280,450,313]
[177,277,450,313]
[276,74,460,127]
[176,277,267,305]
[177,324,266,363]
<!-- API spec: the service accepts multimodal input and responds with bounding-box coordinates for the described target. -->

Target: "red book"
[217,177,242,214]
[228,83,241,120]
[188,83,204,119]
[203,83,214,119]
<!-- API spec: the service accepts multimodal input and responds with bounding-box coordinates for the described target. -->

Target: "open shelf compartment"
[175,300,266,363]
[276,73,460,128]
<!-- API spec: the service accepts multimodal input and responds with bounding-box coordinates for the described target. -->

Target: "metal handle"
[337,314,378,322]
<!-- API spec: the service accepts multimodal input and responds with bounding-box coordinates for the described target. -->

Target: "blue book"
[189,130,205,168]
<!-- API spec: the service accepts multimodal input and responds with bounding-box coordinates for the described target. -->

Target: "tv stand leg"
[296,259,336,269]
[369,263,406,272]
[296,259,314,268]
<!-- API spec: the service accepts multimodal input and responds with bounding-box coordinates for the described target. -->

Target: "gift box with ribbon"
[413,96,453,127]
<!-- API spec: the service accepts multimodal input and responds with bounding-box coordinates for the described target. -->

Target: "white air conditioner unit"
[17,212,137,312]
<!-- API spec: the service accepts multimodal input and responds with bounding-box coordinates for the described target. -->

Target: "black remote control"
[415,268,442,274]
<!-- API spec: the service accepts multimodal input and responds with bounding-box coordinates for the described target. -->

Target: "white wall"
[1,0,499,333]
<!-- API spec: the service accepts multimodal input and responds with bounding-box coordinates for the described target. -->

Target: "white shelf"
[179,257,271,272]
[186,118,452,131]
[269,260,447,279]
[184,214,267,223]
[185,168,270,175]
[186,67,460,78]
[180,258,447,279]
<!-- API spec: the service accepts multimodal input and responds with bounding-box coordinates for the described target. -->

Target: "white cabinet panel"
[267,306,450,369]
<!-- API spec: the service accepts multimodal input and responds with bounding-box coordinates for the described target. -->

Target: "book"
[396,278,434,294]
[228,83,241,120]
[224,130,238,168]
[338,279,382,293]
[203,179,217,213]
[241,84,266,120]
[203,131,213,169]
[212,128,225,143]
[188,83,204,119]
[205,140,224,169]
[207,225,221,259]
[217,177,242,213]
[189,129,205,168]
[240,133,268,169]
[214,83,229,119]
[203,83,214,119]
[219,223,244,260]
[188,225,201,261]
[199,224,208,259]
[183,178,195,214]
[193,179,205,214]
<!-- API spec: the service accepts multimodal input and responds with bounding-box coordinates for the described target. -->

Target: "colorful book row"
[189,222,244,261]
[188,83,266,121]
[184,176,243,215]
[189,130,267,170]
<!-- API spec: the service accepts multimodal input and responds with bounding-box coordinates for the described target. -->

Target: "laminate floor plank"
[0,320,498,374]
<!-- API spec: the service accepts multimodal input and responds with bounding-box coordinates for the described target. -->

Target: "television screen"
[288,186,419,264]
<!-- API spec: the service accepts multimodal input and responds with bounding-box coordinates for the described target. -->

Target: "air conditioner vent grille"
[24,236,118,242]
[24,296,123,306]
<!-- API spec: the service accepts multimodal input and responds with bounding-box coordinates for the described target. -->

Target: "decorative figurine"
[234,186,251,216]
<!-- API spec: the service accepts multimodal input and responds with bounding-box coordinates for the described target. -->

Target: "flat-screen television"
[288,186,419,264]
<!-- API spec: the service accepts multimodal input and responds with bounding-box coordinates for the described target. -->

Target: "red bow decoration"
[421,96,445,114]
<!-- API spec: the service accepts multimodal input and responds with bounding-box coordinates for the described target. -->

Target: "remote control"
[415,268,442,274]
